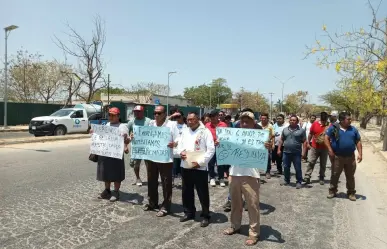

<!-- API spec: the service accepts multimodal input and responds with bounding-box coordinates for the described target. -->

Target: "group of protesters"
[92,104,362,246]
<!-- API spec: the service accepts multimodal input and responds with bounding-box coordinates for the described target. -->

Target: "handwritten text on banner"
[216,128,269,169]
[90,124,124,159]
[131,126,171,162]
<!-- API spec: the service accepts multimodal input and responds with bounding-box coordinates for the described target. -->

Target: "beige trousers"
[230,175,260,238]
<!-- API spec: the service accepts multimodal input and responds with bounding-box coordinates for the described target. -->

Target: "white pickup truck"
[29,104,102,137]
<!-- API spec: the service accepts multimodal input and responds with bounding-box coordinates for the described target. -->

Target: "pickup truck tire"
[34,134,44,137]
[54,125,67,136]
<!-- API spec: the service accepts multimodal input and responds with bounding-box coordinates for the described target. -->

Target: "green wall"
[0,102,64,125]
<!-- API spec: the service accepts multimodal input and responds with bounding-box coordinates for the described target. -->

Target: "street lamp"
[273,75,295,113]
[167,71,177,115]
[3,25,18,128]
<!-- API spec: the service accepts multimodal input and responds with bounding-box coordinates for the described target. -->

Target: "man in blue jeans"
[277,115,306,189]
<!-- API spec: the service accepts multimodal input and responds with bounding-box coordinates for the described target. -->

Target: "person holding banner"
[222,110,271,246]
[96,107,130,202]
[127,105,152,187]
[177,111,215,227]
[142,105,178,217]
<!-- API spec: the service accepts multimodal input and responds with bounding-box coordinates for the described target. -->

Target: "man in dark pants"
[178,112,215,227]
[325,112,362,201]
[142,105,178,217]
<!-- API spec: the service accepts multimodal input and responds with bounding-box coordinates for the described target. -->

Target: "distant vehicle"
[29,103,103,137]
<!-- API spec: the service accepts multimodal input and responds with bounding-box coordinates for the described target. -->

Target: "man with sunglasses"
[143,105,179,217]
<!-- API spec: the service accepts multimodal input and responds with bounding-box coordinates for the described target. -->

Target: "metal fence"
[0,102,63,125]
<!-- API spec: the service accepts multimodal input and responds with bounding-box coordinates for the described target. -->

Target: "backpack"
[315,123,329,144]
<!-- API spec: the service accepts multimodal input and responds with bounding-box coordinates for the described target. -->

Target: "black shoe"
[223,200,231,212]
[143,204,159,211]
[304,178,311,184]
[200,218,210,227]
[180,215,195,222]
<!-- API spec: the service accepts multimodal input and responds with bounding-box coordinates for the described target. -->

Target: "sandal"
[156,210,168,217]
[245,236,258,246]
[223,227,240,235]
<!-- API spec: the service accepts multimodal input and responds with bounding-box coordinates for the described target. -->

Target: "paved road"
[0,132,33,139]
[1,140,387,249]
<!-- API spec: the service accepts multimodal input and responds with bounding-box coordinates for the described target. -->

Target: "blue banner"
[216,128,269,169]
[131,126,171,162]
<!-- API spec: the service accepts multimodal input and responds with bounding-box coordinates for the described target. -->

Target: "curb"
[0,134,90,146]
[0,128,29,133]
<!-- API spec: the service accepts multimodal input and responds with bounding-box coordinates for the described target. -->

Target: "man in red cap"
[127,105,152,186]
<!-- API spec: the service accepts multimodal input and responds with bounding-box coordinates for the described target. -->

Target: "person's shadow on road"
[336,192,367,201]
[240,224,285,243]
[260,202,275,215]
[119,192,145,205]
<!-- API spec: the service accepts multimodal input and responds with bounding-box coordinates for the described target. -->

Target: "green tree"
[284,91,308,115]
[232,90,269,113]
[183,78,232,107]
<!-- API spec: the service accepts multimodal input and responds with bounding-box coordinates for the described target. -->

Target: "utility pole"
[107,74,110,105]
[268,92,274,120]
[3,25,18,128]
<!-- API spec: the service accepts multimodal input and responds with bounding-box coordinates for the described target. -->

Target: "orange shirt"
[205,121,227,141]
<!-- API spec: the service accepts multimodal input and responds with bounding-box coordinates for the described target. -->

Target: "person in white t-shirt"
[222,110,271,246]
[177,111,215,227]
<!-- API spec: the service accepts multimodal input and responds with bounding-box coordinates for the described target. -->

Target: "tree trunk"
[377,115,383,126]
[382,116,387,151]
[359,113,374,129]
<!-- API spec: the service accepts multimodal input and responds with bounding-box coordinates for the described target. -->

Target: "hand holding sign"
[216,128,269,170]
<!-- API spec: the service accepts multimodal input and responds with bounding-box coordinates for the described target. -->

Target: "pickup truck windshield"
[50,109,74,117]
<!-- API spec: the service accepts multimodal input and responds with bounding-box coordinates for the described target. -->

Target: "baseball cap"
[240,111,255,120]
[133,105,144,111]
[330,111,338,117]
[109,107,120,115]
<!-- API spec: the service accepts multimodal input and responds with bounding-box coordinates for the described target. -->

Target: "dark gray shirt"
[281,126,306,154]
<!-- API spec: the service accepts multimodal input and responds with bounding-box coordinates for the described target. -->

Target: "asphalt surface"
[0,140,387,249]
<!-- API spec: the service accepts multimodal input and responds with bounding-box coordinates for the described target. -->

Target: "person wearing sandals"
[96,107,130,202]
[143,105,178,217]
[177,112,215,227]
[222,110,271,246]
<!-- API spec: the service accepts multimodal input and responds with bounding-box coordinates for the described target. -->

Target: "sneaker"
[319,179,325,185]
[304,178,311,184]
[296,183,302,189]
[327,192,337,199]
[210,179,216,187]
[280,182,289,186]
[109,190,120,202]
[136,179,143,186]
[265,173,271,179]
[348,194,356,201]
[98,189,111,199]
[223,200,231,212]
[220,179,226,187]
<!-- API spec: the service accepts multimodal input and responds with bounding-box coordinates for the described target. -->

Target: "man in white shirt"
[143,105,178,217]
[223,110,270,246]
[178,112,215,227]
[301,115,316,162]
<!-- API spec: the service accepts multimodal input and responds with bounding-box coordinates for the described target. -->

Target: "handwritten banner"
[216,128,269,169]
[90,124,124,159]
[131,126,171,162]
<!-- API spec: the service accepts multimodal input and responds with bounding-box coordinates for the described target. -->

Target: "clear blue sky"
[1,0,386,104]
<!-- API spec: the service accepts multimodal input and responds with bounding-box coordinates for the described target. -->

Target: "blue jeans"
[282,152,302,184]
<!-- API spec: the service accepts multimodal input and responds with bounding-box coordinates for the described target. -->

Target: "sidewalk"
[0,125,29,132]
[0,134,90,146]
[356,123,387,161]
